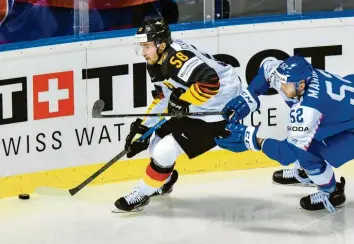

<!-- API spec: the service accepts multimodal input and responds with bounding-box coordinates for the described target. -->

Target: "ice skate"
[273,167,315,186]
[300,177,346,212]
[112,187,150,213]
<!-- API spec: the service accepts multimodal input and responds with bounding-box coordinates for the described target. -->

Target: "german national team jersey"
[142,39,242,127]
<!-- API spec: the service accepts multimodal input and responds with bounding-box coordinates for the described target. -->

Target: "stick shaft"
[91,99,223,118]
[97,111,222,118]
[68,118,167,196]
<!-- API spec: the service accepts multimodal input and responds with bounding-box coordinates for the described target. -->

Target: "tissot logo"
[0,44,350,127]
[85,45,348,113]
[33,71,74,120]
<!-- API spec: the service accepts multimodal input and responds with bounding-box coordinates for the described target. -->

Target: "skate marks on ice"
[114,195,282,219]
[131,193,354,242]
[1,167,354,244]
[111,175,354,242]
[110,193,354,244]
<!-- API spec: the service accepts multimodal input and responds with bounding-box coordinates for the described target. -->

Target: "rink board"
[0,151,279,198]
[0,13,354,198]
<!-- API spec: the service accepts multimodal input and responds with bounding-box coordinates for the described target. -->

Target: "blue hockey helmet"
[275,55,313,88]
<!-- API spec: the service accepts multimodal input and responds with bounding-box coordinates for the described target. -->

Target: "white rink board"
[0,17,353,177]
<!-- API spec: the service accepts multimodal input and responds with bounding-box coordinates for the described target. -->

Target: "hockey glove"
[168,87,190,115]
[214,123,261,153]
[125,118,151,158]
[222,87,260,123]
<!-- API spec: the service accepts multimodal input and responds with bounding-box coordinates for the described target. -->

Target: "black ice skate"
[300,177,346,212]
[112,187,150,213]
[273,167,315,186]
[152,170,179,197]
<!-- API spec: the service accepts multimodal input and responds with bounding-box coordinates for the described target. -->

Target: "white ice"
[1,164,354,244]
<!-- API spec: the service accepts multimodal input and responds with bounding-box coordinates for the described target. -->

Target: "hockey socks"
[305,163,336,192]
[139,158,174,196]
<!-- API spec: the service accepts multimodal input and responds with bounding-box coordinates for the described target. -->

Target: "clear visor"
[274,70,289,84]
[134,43,158,56]
[273,77,282,90]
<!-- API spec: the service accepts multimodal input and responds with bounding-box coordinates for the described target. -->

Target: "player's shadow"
[241,205,351,236]
[134,195,351,237]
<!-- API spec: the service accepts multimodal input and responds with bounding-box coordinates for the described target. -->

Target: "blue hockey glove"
[221,87,260,123]
[214,123,261,153]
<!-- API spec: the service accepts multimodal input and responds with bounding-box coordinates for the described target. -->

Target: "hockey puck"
[18,194,30,200]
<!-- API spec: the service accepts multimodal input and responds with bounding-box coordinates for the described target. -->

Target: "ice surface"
[1,165,353,244]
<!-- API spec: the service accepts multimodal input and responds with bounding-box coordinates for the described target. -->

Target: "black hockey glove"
[125,118,151,158]
[168,87,190,114]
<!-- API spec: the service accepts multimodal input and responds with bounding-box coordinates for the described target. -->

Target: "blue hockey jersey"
[249,57,354,166]
[290,69,354,145]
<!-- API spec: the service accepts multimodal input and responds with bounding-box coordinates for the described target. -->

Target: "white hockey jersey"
[142,39,242,127]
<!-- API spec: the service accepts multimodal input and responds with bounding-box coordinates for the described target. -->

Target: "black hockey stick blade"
[92,100,105,118]
[68,149,128,196]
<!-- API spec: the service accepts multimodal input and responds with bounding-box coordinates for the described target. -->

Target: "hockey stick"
[68,118,167,196]
[92,99,223,118]
[36,118,167,197]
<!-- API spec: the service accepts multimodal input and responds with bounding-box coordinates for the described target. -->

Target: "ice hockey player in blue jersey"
[215,55,354,212]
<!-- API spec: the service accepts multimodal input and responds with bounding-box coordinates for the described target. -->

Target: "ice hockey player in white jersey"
[112,18,241,212]
[215,55,354,212]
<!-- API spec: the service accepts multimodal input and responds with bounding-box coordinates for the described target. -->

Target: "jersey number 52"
[290,108,304,123]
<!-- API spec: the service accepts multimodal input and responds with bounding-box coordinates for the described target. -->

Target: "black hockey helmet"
[135,18,172,46]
